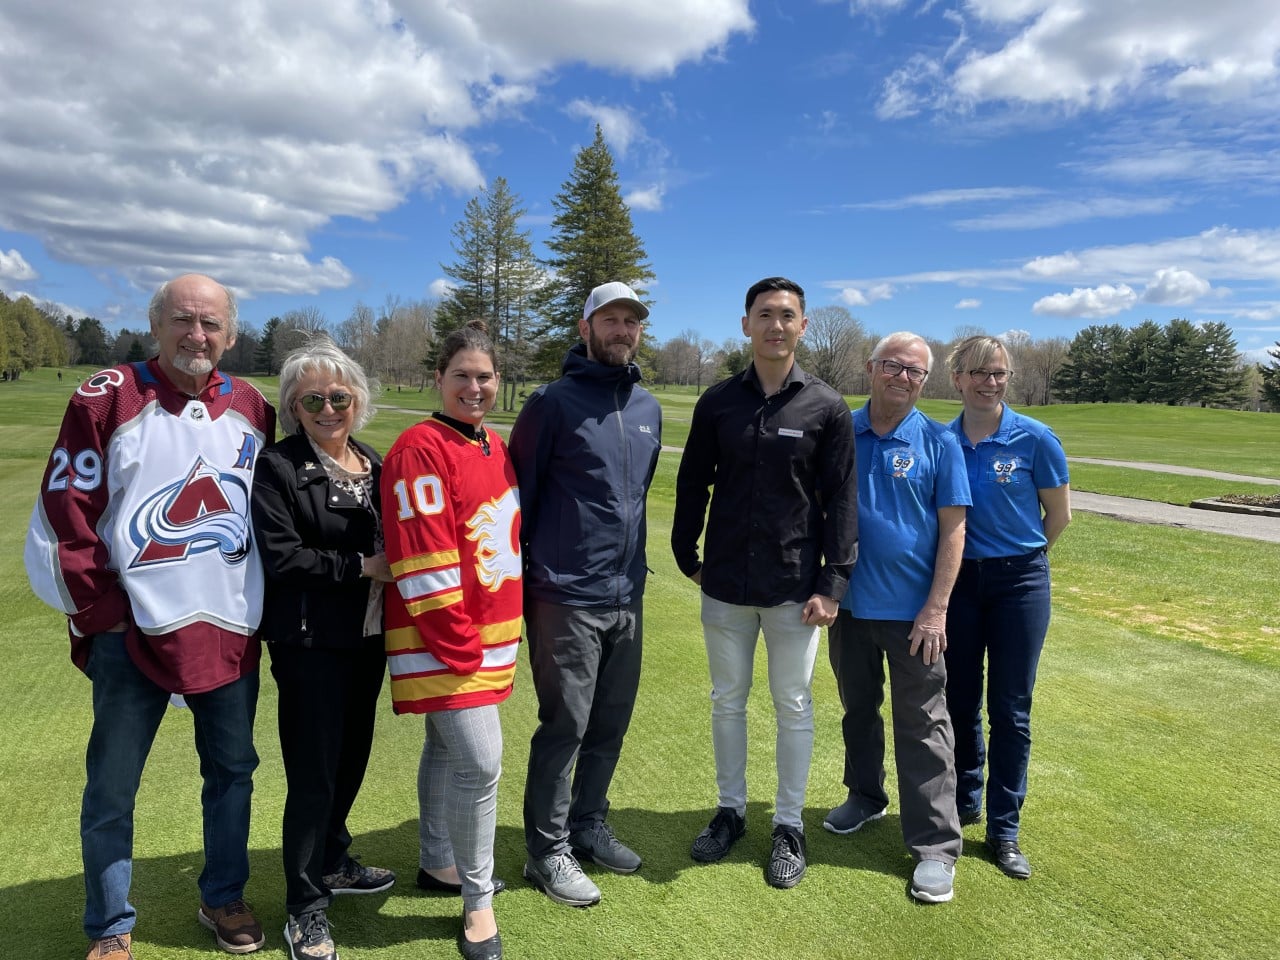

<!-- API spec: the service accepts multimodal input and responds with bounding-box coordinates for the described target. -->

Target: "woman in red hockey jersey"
[381,321,521,960]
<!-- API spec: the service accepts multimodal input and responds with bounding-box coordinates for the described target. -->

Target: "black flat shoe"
[457,929,502,960]
[417,869,506,895]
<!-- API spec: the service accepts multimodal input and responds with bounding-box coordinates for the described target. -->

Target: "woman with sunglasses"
[251,337,396,960]
[943,335,1072,882]
[381,321,520,960]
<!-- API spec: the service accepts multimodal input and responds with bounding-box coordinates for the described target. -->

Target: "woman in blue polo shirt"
[944,335,1072,881]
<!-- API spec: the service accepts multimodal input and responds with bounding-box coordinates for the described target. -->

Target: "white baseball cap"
[583,281,649,322]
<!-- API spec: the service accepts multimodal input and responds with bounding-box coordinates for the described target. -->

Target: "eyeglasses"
[967,369,1012,383]
[873,358,928,382]
[297,392,352,413]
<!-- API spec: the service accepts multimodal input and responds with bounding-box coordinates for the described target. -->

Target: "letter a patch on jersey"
[129,457,253,566]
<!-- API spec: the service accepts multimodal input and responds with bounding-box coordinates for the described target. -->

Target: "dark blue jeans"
[81,631,259,938]
[945,549,1051,842]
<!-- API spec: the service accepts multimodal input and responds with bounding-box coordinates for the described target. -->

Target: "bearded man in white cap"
[510,281,663,907]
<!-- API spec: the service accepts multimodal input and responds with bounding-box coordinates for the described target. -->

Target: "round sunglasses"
[297,391,353,413]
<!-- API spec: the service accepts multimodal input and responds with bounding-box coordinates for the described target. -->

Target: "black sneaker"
[958,808,983,827]
[285,909,336,960]
[322,856,396,895]
[691,807,746,863]
[766,825,807,889]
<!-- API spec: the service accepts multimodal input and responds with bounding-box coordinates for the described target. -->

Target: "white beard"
[172,352,213,376]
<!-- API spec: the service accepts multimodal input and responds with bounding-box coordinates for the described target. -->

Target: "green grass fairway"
[2,369,1278,959]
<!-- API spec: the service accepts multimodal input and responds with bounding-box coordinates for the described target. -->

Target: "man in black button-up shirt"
[672,277,857,890]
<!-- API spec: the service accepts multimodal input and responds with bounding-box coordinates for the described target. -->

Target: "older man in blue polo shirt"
[824,330,970,904]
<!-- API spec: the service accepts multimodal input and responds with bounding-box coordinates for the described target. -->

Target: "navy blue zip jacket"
[509,343,662,607]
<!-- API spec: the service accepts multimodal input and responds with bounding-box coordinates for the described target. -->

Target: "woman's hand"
[362,553,395,582]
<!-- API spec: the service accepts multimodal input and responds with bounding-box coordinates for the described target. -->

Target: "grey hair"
[147,275,239,339]
[870,331,934,374]
[947,335,1012,377]
[277,336,378,435]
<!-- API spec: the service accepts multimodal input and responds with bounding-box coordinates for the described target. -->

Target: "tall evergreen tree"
[1152,318,1202,405]
[1194,320,1247,407]
[536,125,653,377]
[1121,319,1165,403]
[256,317,282,374]
[1259,342,1280,411]
[436,194,491,337]
[1052,324,1128,402]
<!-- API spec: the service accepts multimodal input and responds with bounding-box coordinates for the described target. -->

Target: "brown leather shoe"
[87,933,133,960]
[198,899,266,954]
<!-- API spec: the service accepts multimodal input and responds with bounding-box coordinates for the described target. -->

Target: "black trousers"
[269,641,386,915]
[523,599,643,859]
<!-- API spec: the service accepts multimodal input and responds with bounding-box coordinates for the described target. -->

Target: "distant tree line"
[4,127,1274,412]
[1051,319,1251,408]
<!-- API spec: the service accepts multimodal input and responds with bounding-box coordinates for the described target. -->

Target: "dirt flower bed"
[1218,493,1280,508]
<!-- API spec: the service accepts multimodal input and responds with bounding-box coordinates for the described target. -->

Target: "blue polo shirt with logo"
[947,404,1069,560]
[843,404,971,621]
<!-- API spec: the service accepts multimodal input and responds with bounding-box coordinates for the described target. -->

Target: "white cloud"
[566,101,645,157]
[1033,283,1137,318]
[0,249,37,281]
[956,298,982,309]
[0,1,751,298]
[839,283,895,306]
[428,278,455,299]
[1142,267,1211,305]
[870,2,1280,115]
[954,196,1175,230]
[625,186,665,212]
[853,186,1044,209]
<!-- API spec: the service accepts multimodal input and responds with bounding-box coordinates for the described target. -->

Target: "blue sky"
[3,1,1279,359]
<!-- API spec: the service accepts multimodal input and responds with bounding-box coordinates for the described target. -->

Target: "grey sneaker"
[523,852,601,907]
[322,857,395,895]
[570,821,641,874]
[822,796,888,835]
[910,859,955,904]
[284,910,336,960]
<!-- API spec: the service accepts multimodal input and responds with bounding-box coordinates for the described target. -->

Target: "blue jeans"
[944,549,1051,842]
[81,631,259,939]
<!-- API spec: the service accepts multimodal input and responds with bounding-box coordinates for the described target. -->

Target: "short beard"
[172,352,214,376]
[587,330,637,367]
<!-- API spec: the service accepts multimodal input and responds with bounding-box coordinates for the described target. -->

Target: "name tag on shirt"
[778,428,804,438]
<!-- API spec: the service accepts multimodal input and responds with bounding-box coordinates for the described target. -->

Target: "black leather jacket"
[251,432,383,650]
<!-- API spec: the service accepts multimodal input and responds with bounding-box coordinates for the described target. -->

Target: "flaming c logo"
[467,487,521,591]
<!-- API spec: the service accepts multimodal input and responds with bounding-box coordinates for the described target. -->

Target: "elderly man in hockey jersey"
[25,274,276,960]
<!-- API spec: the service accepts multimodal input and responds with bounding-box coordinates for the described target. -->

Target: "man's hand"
[908,607,947,665]
[801,594,838,628]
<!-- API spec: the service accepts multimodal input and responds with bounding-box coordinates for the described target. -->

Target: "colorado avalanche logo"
[77,368,126,398]
[128,457,252,567]
[467,487,522,591]
[991,457,1019,484]
[891,450,916,479]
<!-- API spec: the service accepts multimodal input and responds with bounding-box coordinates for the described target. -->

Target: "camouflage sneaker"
[285,910,337,960]
[198,898,266,954]
[87,933,133,960]
[322,856,396,895]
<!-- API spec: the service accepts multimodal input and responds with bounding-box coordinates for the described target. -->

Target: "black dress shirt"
[671,361,858,607]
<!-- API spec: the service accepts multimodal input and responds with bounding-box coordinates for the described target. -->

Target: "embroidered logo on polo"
[888,448,918,478]
[128,456,252,566]
[988,456,1021,484]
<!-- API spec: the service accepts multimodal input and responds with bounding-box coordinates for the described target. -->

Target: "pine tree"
[1194,320,1247,408]
[256,317,282,374]
[1257,343,1280,411]
[536,125,653,377]
[435,177,538,408]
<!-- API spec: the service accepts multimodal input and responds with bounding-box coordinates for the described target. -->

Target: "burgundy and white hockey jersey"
[25,360,275,693]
